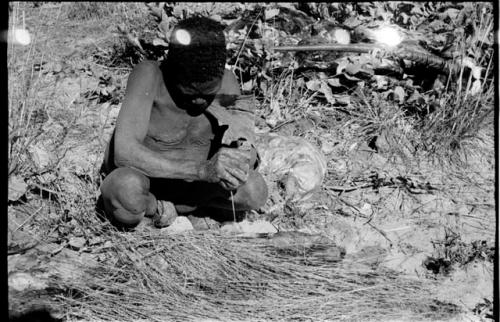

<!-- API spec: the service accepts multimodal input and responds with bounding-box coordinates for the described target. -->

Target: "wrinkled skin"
[99,61,268,228]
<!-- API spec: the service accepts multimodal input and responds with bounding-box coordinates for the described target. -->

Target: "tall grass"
[346,6,494,165]
[418,6,495,161]
[8,2,55,178]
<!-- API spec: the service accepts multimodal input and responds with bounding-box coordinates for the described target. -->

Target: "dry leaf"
[306,79,321,91]
[241,80,254,92]
[152,38,168,47]
[264,8,280,20]
[344,63,362,75]
[8,176,27,202]
[29,145,52,170]
[327,78,342,87]
[393,86,406,103]
[319,81,336,105]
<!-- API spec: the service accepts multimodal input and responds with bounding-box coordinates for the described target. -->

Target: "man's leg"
[100,167,157,228]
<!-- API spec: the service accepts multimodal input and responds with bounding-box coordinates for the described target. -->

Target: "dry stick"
[326,183,373,193]
[13,205,43,232]
[366,222,393,247]
[232,7,263,88]
[273,44,462,75]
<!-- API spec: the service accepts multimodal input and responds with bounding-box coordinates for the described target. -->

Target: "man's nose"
[192,97,207,105]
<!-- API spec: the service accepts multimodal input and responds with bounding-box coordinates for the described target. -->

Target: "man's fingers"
[225,166,248,184]
[220,148,251,163]
[218,169,240,191]
[218,154,250,175]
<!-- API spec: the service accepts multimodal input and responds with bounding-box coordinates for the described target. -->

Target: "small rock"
[221,219,277,236]
[9,272,48,292]
[163,216,194,234]
[8,176,27,202]
[188,216,221,230]
[68,237,86,250]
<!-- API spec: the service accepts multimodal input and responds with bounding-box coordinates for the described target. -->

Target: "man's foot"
[153,200,178,228]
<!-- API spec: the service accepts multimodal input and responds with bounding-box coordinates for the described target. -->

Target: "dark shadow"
[9,308,61,322]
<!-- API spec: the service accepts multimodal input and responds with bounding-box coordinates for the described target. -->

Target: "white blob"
[175,29,191,45]
[12,28,31,46]
[333,28,351,45]
[373,26,402,47]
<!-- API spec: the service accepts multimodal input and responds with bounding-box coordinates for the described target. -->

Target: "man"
[99,16,268,229]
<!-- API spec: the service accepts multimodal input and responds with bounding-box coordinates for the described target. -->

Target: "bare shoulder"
[219,69,241,96]
[130,60,161,79]
[123,60,163,99]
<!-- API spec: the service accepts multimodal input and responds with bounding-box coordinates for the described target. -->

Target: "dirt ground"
[8,2,496,321]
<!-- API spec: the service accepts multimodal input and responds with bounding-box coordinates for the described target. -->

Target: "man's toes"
[153,200,178,228]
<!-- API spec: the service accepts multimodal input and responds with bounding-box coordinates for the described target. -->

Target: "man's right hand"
[200,147,251,191]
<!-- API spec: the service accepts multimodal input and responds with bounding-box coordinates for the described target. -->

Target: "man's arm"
[113,61,204,180]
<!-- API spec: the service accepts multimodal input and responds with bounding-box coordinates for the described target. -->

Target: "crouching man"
[99,17,268,228]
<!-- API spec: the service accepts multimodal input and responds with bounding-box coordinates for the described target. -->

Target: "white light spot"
[175,29,191,45]
[12,28,31,46]
[373,26,402,47]
[333,28,351,45]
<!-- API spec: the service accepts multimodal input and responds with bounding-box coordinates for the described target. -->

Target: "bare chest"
[145,103,214,151]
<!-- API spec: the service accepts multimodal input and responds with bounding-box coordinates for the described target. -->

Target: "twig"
[337,198,368,219]
[13,206,43,232]
[365,222,393,247]
[232,7,264,73]
[326,184,373,193]
[270,119,294,132]
[30,182,70,197]
[8,243,39,255]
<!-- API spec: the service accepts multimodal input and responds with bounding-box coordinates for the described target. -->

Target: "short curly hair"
[164,16,226,84]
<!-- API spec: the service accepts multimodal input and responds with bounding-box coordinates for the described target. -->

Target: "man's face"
[170,77,222,116]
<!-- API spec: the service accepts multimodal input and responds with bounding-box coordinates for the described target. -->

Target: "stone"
[188,216,221,230]
[163,216,194,234]
[68,237,86,250]
[221,219,278,237]
[9,272,48,292]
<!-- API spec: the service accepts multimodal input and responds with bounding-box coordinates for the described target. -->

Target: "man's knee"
[100,167,152,225]
[234,171,268,210]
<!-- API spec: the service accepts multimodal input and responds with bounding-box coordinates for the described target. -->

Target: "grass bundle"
[18,229,461,321]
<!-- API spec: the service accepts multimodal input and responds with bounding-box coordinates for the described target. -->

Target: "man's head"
[164,16,227,115]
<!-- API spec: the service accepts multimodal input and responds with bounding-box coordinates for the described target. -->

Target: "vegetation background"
[7,2,495,321]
